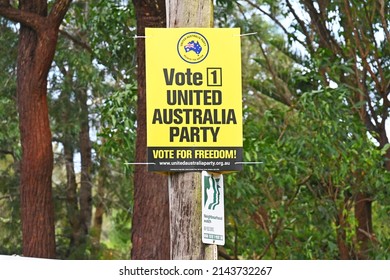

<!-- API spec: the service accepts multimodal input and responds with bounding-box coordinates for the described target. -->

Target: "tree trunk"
[18,37,56,258]
[91,154,108,253]
[131,0,170,260]
[0,0,72,258]
[63,137,82,254]
[57,65,83,255]
[169,173,216,259]
[335,209,351,259]
[78,88,93,241]
[355,192,373,259]
[17,1,55,259]
[165,0,216,260]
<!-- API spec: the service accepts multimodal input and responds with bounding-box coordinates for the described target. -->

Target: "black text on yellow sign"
[145,28,243,172]
[152,68,237,143]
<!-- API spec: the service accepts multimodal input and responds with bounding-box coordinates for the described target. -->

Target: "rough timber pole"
[166,0,217,260]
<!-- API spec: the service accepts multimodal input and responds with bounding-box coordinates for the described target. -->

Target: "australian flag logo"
[184,40,202,55]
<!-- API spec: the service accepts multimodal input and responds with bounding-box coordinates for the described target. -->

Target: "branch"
[302,0,343,56]
[0,195,12,201]
[362,5,387,91]
[235,3,293,106]
[242,0,306,48]
[0,0,72,32]
[0,149,14,156]
[258,184,302,259]
[0,5,45,31]
[378,0,390,45]
[256,37,293,106]
[59,29,93,53]
[345,4,383,96]
[48,0,73,28]
[218,248,235,260]
[285,0,315,54]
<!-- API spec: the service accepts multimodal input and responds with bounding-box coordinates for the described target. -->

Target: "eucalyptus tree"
[253,0,388,259]
[51,0,138,258]
[0,0,72,258]
[131,0,170,260]
[216,0,389,259]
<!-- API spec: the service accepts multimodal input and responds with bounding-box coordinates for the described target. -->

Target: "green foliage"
[0,19,19,156]
[215,0,390,260]
[0,18,21,256]
[101,210,132,259]
[1,0,389,260]
[49,0,138,259]
[224,85,389,259]
[99,84,138,171]
[62,0,137,83]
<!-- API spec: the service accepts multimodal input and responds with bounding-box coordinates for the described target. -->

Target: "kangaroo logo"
[203,175,221,210]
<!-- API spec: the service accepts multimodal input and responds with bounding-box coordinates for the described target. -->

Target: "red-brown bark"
[355,192,373,259]
[335,209,352,259]
[0,0,72,258]
[131,0,170,260]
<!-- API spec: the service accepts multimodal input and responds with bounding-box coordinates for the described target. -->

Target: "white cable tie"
[133,35,149,39]
[235,161,263,165]
[234,32,257,37]
[124,162,156,165]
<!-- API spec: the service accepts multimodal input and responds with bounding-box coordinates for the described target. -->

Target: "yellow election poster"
[145,28,242,172]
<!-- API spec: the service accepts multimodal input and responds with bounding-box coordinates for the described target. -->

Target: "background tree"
[131,0,170,260]
[216,0,390,259]
[1,0,388,260]
[0,0,72,258]
[51,0,138,259]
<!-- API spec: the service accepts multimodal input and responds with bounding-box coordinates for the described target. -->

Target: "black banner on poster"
[147,147,243,172]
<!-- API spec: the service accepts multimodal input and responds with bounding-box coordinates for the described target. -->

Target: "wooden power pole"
[165,0,217,260]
